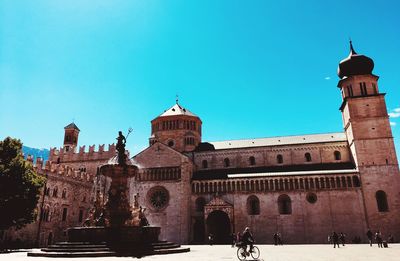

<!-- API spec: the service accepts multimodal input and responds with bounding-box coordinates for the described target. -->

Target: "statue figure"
[116,131,127,165]
[139,206,149,227]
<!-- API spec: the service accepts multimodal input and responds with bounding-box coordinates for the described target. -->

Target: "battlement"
[49,143,117,163]
[25,155,93,183]
[42,161,94,183]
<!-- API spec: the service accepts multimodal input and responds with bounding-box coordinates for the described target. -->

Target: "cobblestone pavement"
[1,244,399,261]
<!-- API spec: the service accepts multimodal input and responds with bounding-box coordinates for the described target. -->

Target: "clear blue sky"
[1,0,399,155]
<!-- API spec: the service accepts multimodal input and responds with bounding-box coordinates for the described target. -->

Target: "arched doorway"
[206,210,231,244]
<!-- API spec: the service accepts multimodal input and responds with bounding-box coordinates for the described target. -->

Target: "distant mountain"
[22,146,50,162]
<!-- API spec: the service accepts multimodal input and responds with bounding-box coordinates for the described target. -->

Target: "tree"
[0,137,45,230]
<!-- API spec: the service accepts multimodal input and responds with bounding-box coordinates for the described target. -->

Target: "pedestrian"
[273,233,278,246]
[366,229,373,246]
[208,233,214,246]
[231,233,236,248]
[278,232,283,245]
[375,231,383,248]
[339,232,346,246]
[332,231,340,248]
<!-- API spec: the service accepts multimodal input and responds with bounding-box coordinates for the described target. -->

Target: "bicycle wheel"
[237,247,247,260]
[250,246,260,259]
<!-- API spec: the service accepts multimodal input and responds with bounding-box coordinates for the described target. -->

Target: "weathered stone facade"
[3,43,400,246]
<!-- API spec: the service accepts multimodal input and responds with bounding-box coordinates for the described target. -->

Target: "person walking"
[273,233,278,246]
[332,232,340,248]
[375,231,383,248]
[366,229,373,247]
[339,232,346,246]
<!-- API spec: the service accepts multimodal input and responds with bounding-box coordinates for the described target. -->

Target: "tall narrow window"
[202,160,208,169]
[347,85,354,96]
[53,187,58,197]
[78,209,84,222]
[278,194,292,214]
[376,190,389,212]
[249,156,256,166]
[360,82,367,95]
[224,158,230,167]
[277,154,283,164]
[334,151,341,161]
[62,208,68,221]
[247,195,260,215]
[62,188,67,199]
[305,153,312,162]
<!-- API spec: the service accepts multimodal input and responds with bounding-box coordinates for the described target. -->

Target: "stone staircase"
[27,241,190,257]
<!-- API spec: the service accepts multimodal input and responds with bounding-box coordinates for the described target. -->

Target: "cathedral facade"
[3,43,400,246]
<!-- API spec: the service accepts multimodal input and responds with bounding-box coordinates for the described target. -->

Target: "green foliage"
[0,137,45,230]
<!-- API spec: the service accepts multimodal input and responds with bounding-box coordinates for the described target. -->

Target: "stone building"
[3,42,400,246]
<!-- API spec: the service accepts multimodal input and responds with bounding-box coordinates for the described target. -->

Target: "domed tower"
[337,41,400,237]
[150,101,202,152]
[63,122,80,152]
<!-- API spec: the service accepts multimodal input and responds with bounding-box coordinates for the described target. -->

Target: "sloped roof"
[64,122,80,131]
[158,103,198,117]
[208,132,347,150]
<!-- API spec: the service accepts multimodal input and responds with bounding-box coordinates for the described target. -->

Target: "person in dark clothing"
[375,231,383,248]
[366,229,373,246]
[339,232,346,246]
[332,232,340,248]
[273,233,278,246]
[242,227,255,254]
[231,233,236,248]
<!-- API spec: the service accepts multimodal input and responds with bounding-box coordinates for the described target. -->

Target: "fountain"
[28,131,189,257]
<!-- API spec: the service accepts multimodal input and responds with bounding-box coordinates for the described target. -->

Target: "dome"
[337,41,374,79]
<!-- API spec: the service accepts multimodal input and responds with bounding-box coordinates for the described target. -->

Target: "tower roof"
[337,41,374,79]
[64,122,80,131]
[157,103,198,118]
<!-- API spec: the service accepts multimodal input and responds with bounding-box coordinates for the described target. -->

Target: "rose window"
[148,187,169,210]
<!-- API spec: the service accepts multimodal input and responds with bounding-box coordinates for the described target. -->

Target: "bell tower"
[338,41,400,237]
[63,122,80,153]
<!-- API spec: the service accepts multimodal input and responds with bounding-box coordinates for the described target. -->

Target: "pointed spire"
[349,39,357,55]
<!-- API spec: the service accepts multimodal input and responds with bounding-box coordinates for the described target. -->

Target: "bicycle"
[236,243,260,260]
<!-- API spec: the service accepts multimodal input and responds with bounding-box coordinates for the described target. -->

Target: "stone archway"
[204,196,234,244]
[206,210,231,244]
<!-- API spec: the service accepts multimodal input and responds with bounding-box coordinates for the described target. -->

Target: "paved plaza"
[1,244,400,261]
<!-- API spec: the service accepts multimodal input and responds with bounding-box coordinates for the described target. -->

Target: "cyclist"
[242,227,254,255]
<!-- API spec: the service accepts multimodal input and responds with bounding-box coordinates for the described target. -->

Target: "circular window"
[147,186,169,210]
[168,140,174,147]
[306,192,318,204]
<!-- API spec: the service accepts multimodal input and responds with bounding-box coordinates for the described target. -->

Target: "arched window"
[52,187,58,197]
[305,153,312,162]
[376,190,389,212]
[334,151,341,160]
[247,195,260,215]
[62,188,67,199]
[278,194,292,214]
[224,158,230,167]
[195,197,206,212]
[202,160,208,169]
[45,187,51,196]
[249,156,256,166]
[277,154,283,164]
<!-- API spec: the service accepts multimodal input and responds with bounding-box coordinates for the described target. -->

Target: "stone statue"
[116,131,127,165]
[139,206,149,227]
